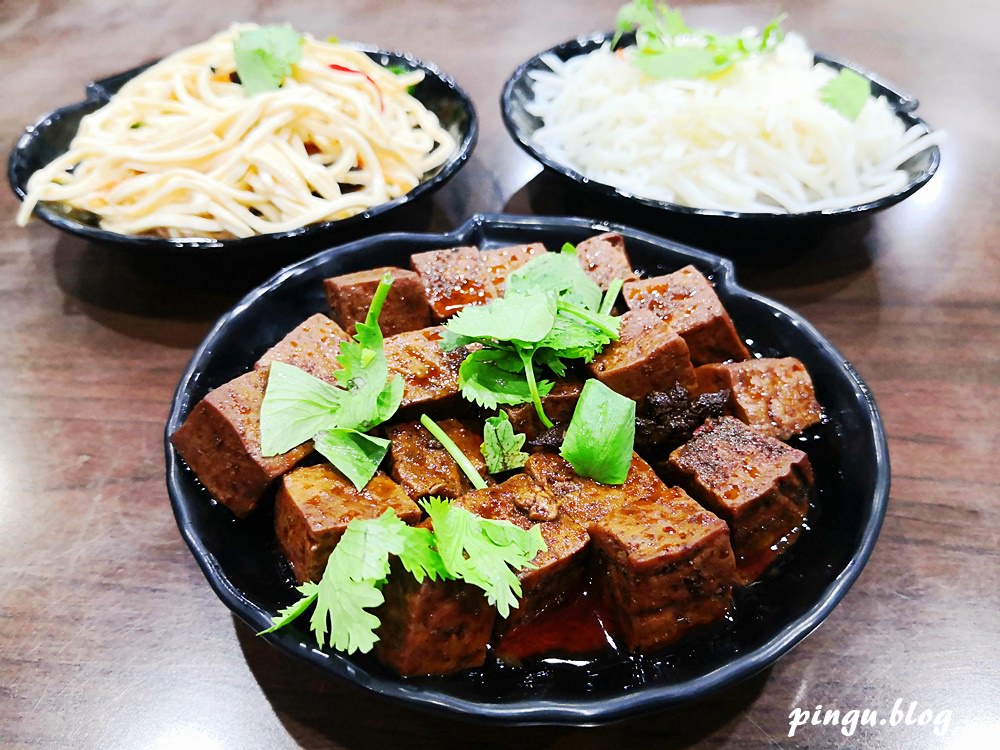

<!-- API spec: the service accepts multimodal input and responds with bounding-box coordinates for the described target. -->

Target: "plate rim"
[499,30,941,222]
[164,212,891,724]
[8,43,478,251]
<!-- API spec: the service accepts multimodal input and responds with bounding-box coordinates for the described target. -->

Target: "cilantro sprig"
[260,509,446,654]
[259,273,403,489]
[614,1,785,80]
[442,245,621,428]
[419,414,488,490]
[261,501,546,652]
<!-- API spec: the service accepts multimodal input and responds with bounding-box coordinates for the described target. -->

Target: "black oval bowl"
[8,47,477,254]
[164,213,889,725]
[501,32,940,229]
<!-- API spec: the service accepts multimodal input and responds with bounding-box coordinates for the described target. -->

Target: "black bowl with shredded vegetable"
[501,30,940,227]
[8,46,477,254]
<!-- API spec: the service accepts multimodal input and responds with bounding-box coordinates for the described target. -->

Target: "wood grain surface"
[1,1,997,748]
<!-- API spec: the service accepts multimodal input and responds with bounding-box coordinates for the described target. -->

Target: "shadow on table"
[233,617,771,750]
[45,195,451,346]
[504,170,880,296]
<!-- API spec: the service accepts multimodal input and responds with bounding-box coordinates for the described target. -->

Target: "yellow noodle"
[17,24,457,238]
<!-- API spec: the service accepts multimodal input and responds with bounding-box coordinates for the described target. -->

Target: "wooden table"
[2,1,997,747]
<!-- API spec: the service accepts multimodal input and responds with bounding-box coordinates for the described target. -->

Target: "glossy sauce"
[493,579,618,663]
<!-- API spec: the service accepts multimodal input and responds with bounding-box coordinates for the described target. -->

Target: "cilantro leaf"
[820,67,871,121]
[233,24,304,96]
[482,413,529,474]
[506,244,603,311]
[259,361,342,456]
[615,1,785,79]
[419,414,488,490]
[394,524,448,583]
[313,429,391,491]
[261,586,318,635]
[445,292,557,345]
[560,379,636,485]
[538,301,620,361]
[308,566,384,654]
[423,498,546,618]
[634,45,730,79]
[457,349,553,410]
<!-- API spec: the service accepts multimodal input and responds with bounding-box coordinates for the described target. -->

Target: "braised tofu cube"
[170,370,311,518]
[374,559,495,676]
[587,309,698,401]
[524,451,665,527]
[383,326,468,414]
[254,313,348,385]
[503,380,583,440]
[274,465,420,583]
[590,487,736,652]
[695,357,823,440]
[410,246,494,322]
[387,419,490,500]
[668,416,813,582]
[623,265,750,365]
[479,242,545,295]
[453,474,590,630]
[323,266,431,336]
[410,243,545,321]
[574,232,637,290]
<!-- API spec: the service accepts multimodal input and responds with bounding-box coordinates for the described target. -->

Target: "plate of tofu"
[165,213,889,723]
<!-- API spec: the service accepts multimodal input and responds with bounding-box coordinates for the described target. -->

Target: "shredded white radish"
[527,33,942,213]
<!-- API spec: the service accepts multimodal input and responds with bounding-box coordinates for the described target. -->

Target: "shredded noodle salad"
[527,32,942,213]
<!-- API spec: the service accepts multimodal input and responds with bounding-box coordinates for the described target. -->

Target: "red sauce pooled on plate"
[493,582,617,663]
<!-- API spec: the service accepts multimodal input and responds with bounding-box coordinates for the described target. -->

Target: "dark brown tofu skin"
[574,232,638,290]
[409,243,544,321]
[170,370,311,519]
[453,474,590,630]
[480,242,546,295]
[524,451,666,527]
[274,466,421,584]
[323,266,431,337]
[589,487,736,652]
[667,416,813,582]
[695,357,823,440]
[623,265,750,365]
[254,313,349,385]
[587,309,698,401]
[504,380,583,441]
[383,326,468,415]
[387,419,490,500]
[410,245,490,321]
[374,558,496,676]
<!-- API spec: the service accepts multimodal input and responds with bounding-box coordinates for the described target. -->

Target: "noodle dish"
[502,2,941,220]
[10,24,475,246]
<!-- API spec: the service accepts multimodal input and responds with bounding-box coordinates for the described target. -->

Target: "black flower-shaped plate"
[165,214,889,724]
